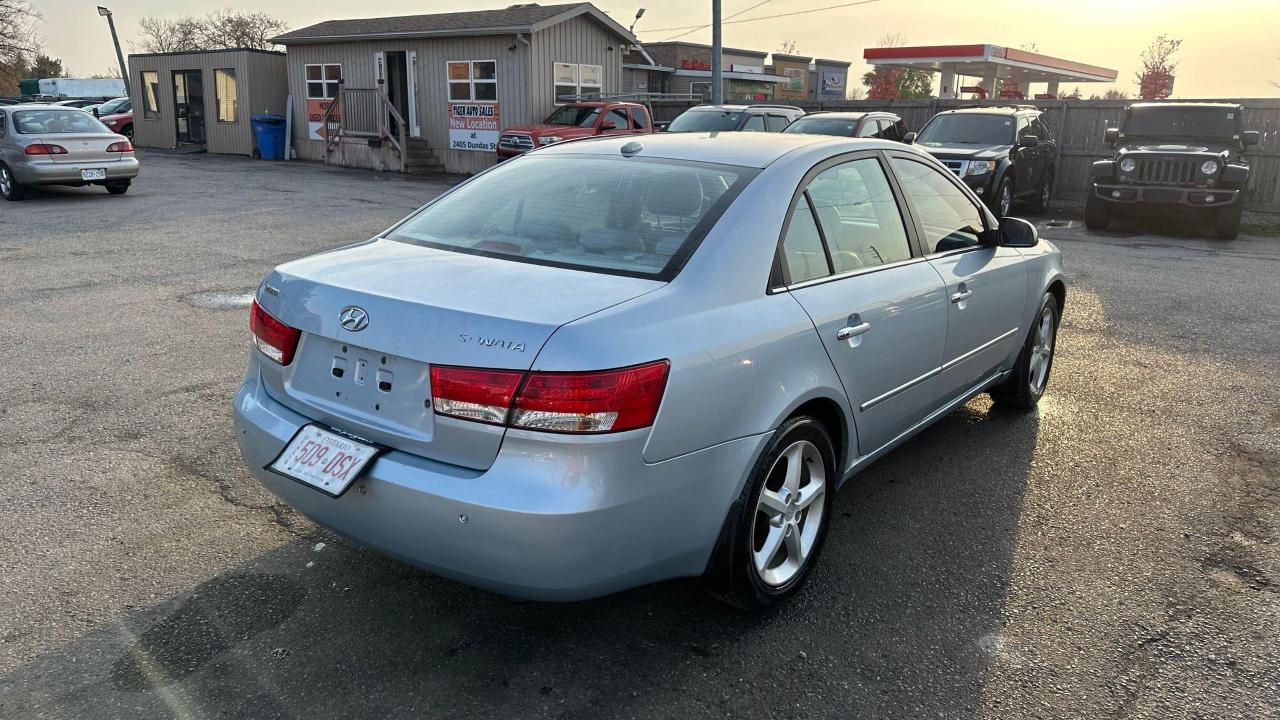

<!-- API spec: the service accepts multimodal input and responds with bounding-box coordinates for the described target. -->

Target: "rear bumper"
[233,361,768,601]
[1093,183,1238,208]
[11,157,139,185]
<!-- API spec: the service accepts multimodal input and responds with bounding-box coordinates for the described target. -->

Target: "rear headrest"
[581,227,643,253]
[643,171,703,217]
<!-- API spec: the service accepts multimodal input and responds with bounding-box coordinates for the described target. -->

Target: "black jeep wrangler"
[1087,102,1261,239]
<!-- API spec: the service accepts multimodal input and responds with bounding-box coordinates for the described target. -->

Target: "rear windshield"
[1123,106,1239,139]
[14,110,109,135]
[783,116,859,137]
[667,109,743,133]
[386,155,753,278]
[916,114,1013,146]
[545,105,601,127]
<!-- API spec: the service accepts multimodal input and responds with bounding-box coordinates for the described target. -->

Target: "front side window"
[781,194,830,284]
[783,116,857,137]
[386,156,752,278]
[141,71,160,119]
[14,110,109,134]
[544,105,600,127]
[890,157,986,253]
[306,64,341,99]
[742,114,766,132]
[214,69,238,123]
[448,60,497,102]
[916,113,1014,147]
[765,114,789,132]
[667,109,742,133]
[0,112,6,138]
[806,159,912,273]
[1030,116,1053,142]
[602,108,628,130]
[855,120,879,138]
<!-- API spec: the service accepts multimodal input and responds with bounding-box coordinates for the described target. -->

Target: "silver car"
[234,133,1064,609]
[0,104,139,200]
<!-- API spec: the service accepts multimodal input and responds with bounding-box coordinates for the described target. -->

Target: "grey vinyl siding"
[128,50,286,156]
[529,15,622,121]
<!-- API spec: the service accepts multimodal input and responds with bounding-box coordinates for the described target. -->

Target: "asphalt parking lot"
[1,151,1277,719]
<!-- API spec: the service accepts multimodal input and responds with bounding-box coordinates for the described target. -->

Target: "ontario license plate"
[80,168,107,181]
[270,425,379,497]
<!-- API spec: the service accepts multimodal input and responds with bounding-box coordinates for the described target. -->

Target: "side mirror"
[600,120,619,131]
[1242,130,1261,147]
[1018,134,1039,148]
[997,216,1039,248]
[902,131,917,144]
[1104,127,1119,144]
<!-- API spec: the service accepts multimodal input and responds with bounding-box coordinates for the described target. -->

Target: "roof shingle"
[275,3,596,43]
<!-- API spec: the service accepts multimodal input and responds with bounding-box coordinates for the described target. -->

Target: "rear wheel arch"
[786,395,851,475]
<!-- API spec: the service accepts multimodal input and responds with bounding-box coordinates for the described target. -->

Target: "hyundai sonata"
[234,132,1064,609]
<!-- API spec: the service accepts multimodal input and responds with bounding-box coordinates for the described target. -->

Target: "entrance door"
[375,51,414,138]
[173,70,206,145]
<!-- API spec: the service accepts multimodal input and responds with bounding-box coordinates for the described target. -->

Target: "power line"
[651,0,883,39]
[656,0,772,42]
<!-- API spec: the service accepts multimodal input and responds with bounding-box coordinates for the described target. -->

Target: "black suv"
[913,106,1057,216]
[664,104,806,133]
[1087,102,1260,239]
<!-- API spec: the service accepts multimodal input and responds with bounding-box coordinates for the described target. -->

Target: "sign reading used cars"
[448,102,500,152]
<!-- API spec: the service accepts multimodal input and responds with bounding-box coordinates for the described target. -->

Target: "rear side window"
[0,112,6,139]
[806,159,912,273]
[631,107,649,129]
[765,114,789,132]
[387,156,753,279]
[781,195,830,283]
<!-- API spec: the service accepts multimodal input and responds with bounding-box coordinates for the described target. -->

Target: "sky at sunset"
[34,0,1280,98]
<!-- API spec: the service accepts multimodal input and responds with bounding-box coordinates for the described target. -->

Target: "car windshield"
[1123,106,1239,139]
[782,116,860,137]
[544,105,601,127]
[13,109,109,134]
[386,155,753,278]
[97,98,130,115]
[916,114,1014,146]
[667,109,743,133]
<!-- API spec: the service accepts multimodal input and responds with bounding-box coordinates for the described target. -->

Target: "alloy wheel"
[999,182,1013,217]
[0,166,10,196]
[752,439,827,586]
[1041,177,1052,208]
[1029,306,1056,393]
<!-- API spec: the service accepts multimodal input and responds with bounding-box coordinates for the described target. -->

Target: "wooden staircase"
[403,139,445,175]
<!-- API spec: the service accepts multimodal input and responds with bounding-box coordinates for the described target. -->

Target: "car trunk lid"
[39,133,125,164]
[255,239,663,470]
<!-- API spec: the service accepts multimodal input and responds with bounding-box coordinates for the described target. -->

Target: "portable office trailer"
[273,3,635,175]
[129,49,288,156]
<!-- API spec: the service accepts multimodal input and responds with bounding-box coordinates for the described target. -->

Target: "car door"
[887,153,1028,404]
[1030,115,1055,183]
[780,153,949,454]
[1013,116,1038,193]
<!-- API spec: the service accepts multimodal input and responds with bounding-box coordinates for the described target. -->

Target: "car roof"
[7,103,79,111]
[687,104,804,113]
[534,131,907,168]
[1127,101,1241,110]
[941,106,1037,116]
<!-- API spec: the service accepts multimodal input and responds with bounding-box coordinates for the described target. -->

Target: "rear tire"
[105,180,130,195]
[1029,170,1053,214]
[1084,190,1110,230]
[123,125,134,141]
[0,164,25,201]
[704,416,835,611]
[991,292,1059,410]
[1211,202,1242,240]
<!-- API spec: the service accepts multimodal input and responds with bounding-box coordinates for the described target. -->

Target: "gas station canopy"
[863,44,1117,98]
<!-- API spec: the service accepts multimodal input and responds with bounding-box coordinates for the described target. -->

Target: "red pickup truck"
[496,101,653,159]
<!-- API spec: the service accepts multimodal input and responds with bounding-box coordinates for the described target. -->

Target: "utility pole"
[97,7,131,96]
[711,0,723,104]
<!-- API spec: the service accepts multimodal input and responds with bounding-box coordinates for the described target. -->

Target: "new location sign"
[448,102,500,152]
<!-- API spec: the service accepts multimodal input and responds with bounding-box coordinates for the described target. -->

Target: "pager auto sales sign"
[448,103,500,151]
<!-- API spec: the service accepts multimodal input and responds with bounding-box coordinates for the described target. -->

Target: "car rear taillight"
[106,141,133,153]
[24,144,68,155]
[429,366,524,425]
[250,301,301,365]
[429,361,669,434]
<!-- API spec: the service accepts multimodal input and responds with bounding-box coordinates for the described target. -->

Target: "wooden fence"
[791,98,1280,212]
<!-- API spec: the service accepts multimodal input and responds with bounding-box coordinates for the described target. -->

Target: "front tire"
[991,292,1059,410]
[1084,190,1110,230]
[0,164,25,201]
[1211,202,1242,240]
[705,416,835,611]
[1029,170,1053,214]
[994,176,1014,217]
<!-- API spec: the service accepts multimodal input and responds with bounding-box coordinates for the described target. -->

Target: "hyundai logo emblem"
[338,306,369,331]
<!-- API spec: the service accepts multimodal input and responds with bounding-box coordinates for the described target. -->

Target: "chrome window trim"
[771,255,929,293]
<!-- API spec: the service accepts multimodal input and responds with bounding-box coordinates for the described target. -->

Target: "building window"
[553,63,603,103]
[447,60,497,101]
[140,71,160,120]
[305,64,341,99]
[214,69,238,123]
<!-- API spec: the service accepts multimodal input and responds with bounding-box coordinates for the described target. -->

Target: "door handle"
[950,289,973,304]
[836,322,871,341]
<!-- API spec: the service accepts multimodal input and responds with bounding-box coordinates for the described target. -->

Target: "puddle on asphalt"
[181,290,255,309]
[1045,219,1074,228]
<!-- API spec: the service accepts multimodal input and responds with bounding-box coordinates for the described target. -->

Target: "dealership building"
[272,2,637,175]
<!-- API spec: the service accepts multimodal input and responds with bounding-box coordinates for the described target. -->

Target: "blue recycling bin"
[251,114,287,160]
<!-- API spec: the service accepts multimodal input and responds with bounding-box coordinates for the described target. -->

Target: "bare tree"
[136,10,288,54]
[0,0,39,94]
[137,15,205,53]
[776,39,799,55]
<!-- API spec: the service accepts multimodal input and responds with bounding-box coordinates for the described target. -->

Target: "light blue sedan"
[234,132,1064,609]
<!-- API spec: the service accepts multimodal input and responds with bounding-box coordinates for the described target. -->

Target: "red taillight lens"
[429,361,670,434]
[107,141,133,153]
[512,361,669,433]
[430,366,524,425]
[24,143,68,155]
[249,301,301,365]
